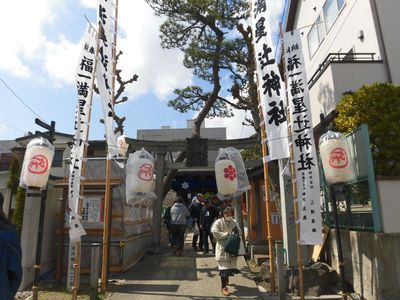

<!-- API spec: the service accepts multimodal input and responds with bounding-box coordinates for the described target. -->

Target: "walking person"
[211,207,241,296]
[189,193,204,251]
[162,202,173,247]
[170,197,190,256]
[0,192,23,299]
[210,194,223,218]
[199,199,217,254]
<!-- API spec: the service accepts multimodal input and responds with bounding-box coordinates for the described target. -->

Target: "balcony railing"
[308,52,379,89]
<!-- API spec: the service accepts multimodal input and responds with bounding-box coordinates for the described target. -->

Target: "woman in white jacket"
[211,206,241,296]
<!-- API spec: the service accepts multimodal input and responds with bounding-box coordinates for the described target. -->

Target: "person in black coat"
[0,193,22,299]
[189,193,204,251]
[199,199,218,254]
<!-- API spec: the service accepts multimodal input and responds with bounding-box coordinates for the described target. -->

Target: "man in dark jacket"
[199,199,218,254]
[0,193,23,299]
[189,193,204,251]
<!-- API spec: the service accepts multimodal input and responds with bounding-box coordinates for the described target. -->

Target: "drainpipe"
[370,0,393,83]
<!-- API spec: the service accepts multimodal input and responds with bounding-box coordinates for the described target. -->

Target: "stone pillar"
[20,189,42,290]
[152,152,165,251]
[279,159,298,267]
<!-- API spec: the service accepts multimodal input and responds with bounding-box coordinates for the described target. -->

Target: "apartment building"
[284,0,399,127]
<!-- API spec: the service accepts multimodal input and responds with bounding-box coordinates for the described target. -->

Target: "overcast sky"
[0,0,286,141]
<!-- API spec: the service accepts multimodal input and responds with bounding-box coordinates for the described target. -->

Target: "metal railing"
[308,52,378,89]
[322,178,374,231]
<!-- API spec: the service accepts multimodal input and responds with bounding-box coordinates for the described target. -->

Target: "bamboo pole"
[259,117,276,293]
[101,0,119,292]
[72,26,99,300]
[279,25,305,300]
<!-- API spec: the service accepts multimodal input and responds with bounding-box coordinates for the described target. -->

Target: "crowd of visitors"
[163,193,243,296]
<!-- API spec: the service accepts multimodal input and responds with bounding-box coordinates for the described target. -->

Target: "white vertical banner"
[283,30,322,245]
[68,26,98,241]
[97,0,118,158]
[250,0,289,160]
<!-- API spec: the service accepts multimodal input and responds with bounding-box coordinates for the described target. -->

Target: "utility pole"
[32,118,55,300]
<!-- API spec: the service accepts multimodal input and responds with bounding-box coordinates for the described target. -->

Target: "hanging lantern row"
[319,131,356,185]
[20,137,55,189]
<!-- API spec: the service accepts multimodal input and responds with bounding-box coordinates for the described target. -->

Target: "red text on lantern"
[28,155,49,174]
[138,164,153,181]
[329,147,348,169]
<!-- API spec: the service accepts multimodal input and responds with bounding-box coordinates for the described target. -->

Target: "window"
[323,0,345,33]
[307,17,325,58]
[52,149,64,167]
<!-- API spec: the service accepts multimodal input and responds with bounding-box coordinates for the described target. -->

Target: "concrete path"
[107,232,263,299]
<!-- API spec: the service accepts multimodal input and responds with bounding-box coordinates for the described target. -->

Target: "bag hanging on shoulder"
[193,222,200,235]
[224,233,241,256]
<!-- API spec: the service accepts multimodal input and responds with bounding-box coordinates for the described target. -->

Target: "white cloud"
[44,36,81,86]
[0,124,7,133]
[117,0,192,100]
[205,109,256,140]
[1,0,192,97]
[80,0,97,9]
[0,0,64,77]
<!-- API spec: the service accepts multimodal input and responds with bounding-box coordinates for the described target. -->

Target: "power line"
[0,76,46,122]
[0,123,26,134]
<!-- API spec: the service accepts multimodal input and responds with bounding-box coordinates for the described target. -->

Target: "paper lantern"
[20,137,54,189]
[126,149,154,193]
[319,131,356,184]
[215,159,238,195]
[117,135,129,156]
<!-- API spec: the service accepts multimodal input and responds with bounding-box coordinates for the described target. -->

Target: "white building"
[285,0,399,127]
[284,1,400,299]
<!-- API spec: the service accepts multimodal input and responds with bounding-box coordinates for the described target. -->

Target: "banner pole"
[101,0,119,292]
[259,116,276,293]
[249,1,276,292]
[279,24,304,300]
[71,26,99,300]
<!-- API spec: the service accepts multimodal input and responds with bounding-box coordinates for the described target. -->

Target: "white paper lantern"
[215,159,238,195]
[117,135,129,156]
[126,150,154,193]
[319,131,356,184]
[21,137,55,189]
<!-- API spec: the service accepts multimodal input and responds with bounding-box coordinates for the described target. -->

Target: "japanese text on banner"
[68,27,97,241]
[250,0,289,160]
[283,30,322,245]
[97,0,118,158]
